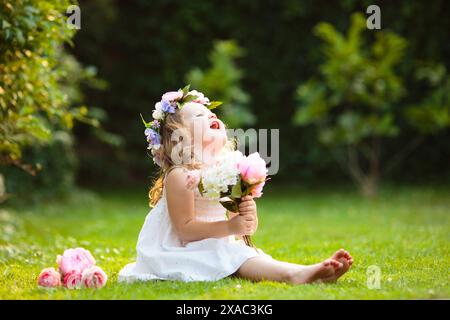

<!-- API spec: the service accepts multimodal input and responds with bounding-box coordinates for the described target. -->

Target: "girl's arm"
[227,211,243,240]
[166,168,254,242]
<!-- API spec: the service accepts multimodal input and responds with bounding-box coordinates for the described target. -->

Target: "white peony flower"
[188,90,204,98]
[189,90,210,105]
[152,102,164,120]
[200,150,243,198]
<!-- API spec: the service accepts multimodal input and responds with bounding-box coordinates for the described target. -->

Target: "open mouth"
[210,120,220,130]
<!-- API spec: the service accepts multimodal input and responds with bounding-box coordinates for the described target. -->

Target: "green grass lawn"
[1,184,449,299]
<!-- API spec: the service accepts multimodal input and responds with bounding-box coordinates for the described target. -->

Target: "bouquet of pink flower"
[37,247,107,289]
[187,151,269,248]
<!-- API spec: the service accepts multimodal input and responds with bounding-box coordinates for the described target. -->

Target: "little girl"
[118,87,353,284]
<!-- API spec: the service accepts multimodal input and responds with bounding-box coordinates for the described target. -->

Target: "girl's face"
[180,102,227,157]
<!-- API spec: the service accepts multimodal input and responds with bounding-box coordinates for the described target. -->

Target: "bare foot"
[291,258,343,284]
[321,249,353,283]
[332,248,353,266]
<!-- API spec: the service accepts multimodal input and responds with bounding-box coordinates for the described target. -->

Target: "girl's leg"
[235,256,340,284]
[235,249,353,284]
[273,249,353,282]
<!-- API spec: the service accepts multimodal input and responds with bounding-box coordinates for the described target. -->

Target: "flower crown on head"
[140,84,223,167]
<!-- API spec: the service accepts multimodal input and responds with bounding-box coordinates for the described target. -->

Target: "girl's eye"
[196,113,205,117]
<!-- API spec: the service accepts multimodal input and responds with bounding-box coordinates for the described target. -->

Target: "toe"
[329,259,342,269]
[327,258,334,264]
[333,249,346,260]
[340,258,349,268]
[323,259,338,269]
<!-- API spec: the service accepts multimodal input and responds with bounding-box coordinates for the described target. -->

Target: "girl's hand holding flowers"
[238,195,258,234]
[228,209,257,236]
[239,195,257,216]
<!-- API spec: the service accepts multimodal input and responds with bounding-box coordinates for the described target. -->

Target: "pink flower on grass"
[37,267,61,288]
[238,152,268,185]
[162,90,183,102]
[186,169,201,190]
[81,266,108,288]
[56,247,96,276]
[63,270,83,289]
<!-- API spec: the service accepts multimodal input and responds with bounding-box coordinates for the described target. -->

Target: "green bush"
[0,0,101,201]
[3,131,77,205]
[186,40,255,128]
[406,63,450,134]
[294,13,450,196]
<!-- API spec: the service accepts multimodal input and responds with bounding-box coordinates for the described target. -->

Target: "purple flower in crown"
[161,99,176,114]
[145,128,161,146]
[150,120,160,129]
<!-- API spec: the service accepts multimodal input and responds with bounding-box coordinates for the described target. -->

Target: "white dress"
[118,169,272,283]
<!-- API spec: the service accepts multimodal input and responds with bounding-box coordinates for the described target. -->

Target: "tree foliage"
[295,13,407,144]
[294,13,450,196]
[186,40,255,128]
[0,0,96,169]
[406,63,450,134]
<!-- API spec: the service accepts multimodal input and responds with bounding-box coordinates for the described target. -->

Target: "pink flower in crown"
[162,90,183,102]
[37,267,61,288]
[193,96,210,105]
[250,181,265,198]
[185,169,201,190]
[81,266,108,288]
[238,152,268,185]
[56,247,96,276]
[63,270,83,289]
[189,90,210,105]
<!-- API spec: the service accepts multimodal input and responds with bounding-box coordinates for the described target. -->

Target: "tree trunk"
[360,137,380,198]
[346,138,381,198]
[360,173,379,198]
[0,173,7,203]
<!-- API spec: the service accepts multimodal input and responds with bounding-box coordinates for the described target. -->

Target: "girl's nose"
[208,113,217,119]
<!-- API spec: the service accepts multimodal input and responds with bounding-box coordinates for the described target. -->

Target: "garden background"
[1,0,449,299]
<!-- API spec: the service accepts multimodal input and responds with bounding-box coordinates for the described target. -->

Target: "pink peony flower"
[57,247,96,276]
[193,96,210,105]
[186,169,201,190]
[63,270,83,289]
[81,266,108,289]
[162,90,183,102]
[37,267,61,288]
[189,90,210,105]
[238,152,268,185]
[250,181,265,198]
